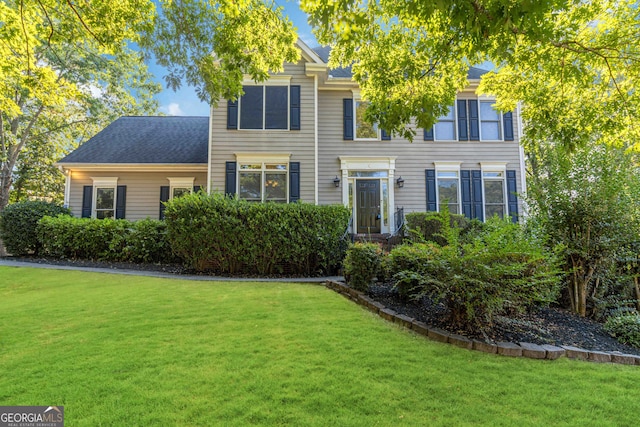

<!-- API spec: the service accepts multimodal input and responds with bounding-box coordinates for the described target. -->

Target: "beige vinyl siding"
[209,61,316,201]
[68,170,207,220]
[317,89,524,214]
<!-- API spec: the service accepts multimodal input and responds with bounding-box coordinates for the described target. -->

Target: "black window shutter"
[503,111,514,141]
[227,100,238,130]
[290,85,301,130]
[343,99,353,140]
[506,170,519,223]
[460,170,472,219]
[425,169,437,211]
[381,129,391,140]
[81,185,92,218]
[225,161,237,196]
[471,170,484,221]
[289,162,300,202]
[424,128,434,141]
[159,186,170,220]
[457,100,468,141]
[193,185,201,193]
[468,100,480,141]
[115,185,126,219]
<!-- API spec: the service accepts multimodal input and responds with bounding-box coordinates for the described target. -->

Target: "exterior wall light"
[333,176,341,187]
[396,176,405,188]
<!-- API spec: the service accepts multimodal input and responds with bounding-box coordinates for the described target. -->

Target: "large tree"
[300,0,640,145]
[143,0,301,105]
[0,0,160,211]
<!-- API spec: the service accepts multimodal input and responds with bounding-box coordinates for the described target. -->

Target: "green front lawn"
[1,266,638,426]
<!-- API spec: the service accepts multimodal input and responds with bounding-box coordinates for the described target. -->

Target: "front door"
[356,179,381,234]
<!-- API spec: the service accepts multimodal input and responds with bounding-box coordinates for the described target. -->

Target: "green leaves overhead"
[145,0,300,105]
[301,0,640,148]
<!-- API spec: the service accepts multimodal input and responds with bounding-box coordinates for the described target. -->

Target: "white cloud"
[161,102,185,116]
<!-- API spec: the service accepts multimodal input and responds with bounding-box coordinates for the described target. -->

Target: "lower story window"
[95,187,115,219]
[483,171,506,219]
[437,171,460,214]
[239,163,288,202]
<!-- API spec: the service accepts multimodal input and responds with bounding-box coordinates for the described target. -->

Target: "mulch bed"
[4,255,639,356]
[368,283,640,356]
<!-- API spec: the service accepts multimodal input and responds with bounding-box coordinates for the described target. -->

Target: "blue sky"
[152,1,316,116]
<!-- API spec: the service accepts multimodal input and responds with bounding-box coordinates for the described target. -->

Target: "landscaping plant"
[0,200,70,255]
[343,242,382,291]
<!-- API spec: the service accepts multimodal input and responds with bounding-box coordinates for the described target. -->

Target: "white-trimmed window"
[354,100,379,140]
[480,101,502,141]
[168,177,194,199]
[434,106,456,141]
[92,177,117,219]
[237,77,292,130]
[481,163,507,219]
[435,163,461,214]
[236,154,290,202]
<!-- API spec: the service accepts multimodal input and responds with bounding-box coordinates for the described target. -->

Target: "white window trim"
[479,100,504,142]
[434,162,462,214]
[480,162,508,219]
[237,78,292,131]
[235,153,291,203]
[350,93,381,141]
[167,177,194,200]
[91,177,118,219]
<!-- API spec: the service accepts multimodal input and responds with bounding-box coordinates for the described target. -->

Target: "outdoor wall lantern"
[396,176,405,188]
[333,176,341,187]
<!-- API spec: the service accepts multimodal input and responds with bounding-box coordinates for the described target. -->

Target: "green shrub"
[604,314,640,348]
[0,201,71,255]
[387,243,442,297]
[164,193,350,276]
[343,242,382,291]
[389,216,561,332]
[405,211,475,245]
[37,216,174,263]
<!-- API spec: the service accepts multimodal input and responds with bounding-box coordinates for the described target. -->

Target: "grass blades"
[1,266,639,426]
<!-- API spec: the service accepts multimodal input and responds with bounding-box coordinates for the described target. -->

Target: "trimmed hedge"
[343,242,382,291]
[37,216,174,263]
[0,201,71,255]
[405,211,479,245]
[163,193,351,276]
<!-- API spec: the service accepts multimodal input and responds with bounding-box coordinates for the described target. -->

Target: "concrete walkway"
[0,258,343,283]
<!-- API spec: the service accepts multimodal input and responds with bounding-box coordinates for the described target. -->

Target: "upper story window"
[355,100,379,140]
[227,80,301,131]
[343,98,390,141]
[434,106,456,141]
[480,101,502,141]
[424,99,514,142]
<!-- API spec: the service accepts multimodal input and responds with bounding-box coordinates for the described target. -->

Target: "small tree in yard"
[527,143,640,317]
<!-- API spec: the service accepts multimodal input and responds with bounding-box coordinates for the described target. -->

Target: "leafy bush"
[37,216,174,263]
[343,242,382,291]
[164,193,350,276]
[0,201,70,255]
[388,215,561,332]
[387,243,442,298]
[405,211,479,245]
[604,314,640,348]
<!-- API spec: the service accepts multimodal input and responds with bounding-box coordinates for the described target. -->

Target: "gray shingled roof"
[59,116,209,164]
[311,46,489,79]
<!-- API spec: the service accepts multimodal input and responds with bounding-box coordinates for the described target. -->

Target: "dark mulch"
[4,255,638,356]
[368,283,640,356]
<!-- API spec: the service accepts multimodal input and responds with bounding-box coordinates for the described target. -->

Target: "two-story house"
[57,39,525,234]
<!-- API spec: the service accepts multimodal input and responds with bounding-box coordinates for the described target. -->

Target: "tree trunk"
[635,276,640,312]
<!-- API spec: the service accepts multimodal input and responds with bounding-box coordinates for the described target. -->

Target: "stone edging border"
[325,280,640,366]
